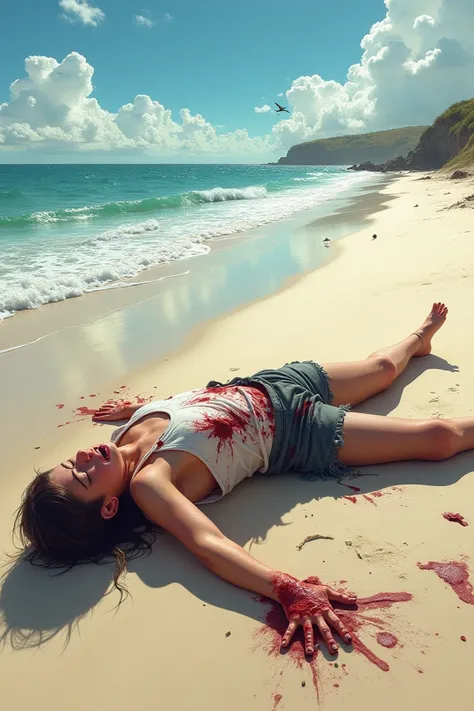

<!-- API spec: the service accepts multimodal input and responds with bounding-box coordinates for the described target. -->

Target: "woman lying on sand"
[18,302,469,657]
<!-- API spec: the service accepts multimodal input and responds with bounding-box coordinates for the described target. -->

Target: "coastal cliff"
[275,127,426,166]
[349,99,474,173]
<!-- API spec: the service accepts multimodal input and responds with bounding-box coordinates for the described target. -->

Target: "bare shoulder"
[131,449,216,506]
[130,455,173,497]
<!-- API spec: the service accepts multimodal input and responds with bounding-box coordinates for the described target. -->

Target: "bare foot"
[413,302,448,356]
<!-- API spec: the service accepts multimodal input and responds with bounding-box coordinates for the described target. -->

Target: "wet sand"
[1,172,474,710]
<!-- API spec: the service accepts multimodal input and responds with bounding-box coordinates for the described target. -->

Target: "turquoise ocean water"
[0,164,369,320]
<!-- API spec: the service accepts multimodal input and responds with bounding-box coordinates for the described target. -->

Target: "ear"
[101,496,119,520]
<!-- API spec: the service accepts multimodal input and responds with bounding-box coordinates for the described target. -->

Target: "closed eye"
[69,459,92,487]
[61,459,90,489]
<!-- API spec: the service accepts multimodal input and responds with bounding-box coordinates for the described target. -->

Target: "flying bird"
[274,102,290,114]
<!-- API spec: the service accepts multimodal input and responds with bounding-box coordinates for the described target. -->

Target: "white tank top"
[110,385,275,504]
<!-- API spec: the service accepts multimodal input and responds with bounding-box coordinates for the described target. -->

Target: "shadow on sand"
[1,353,471,651]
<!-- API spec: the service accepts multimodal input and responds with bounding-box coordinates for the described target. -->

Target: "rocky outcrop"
[348,156,408,173]
[349,99,474,174]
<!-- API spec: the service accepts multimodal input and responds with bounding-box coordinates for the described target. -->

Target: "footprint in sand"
[346,536,403,566]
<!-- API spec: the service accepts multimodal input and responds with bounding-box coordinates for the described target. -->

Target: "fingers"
[315,614,338,655]
[323,609,352,645]
[92,403,117,421]
[303,618,315,656]
[281,621,297,649]
[326,587,357,605]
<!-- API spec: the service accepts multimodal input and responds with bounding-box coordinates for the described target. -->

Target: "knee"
[371,355,398,387]
[423,420,460,460]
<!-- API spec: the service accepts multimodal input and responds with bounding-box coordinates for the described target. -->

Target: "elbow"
[190,531,228,570]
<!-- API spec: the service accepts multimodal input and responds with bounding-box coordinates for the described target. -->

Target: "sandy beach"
[1,172,474,709]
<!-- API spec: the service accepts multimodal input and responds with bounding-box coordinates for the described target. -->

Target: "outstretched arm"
[131,469,356,655]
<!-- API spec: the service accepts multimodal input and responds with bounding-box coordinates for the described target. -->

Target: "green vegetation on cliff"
[276,126,427,166]
[348,99,474,173]
[442,99,474,170]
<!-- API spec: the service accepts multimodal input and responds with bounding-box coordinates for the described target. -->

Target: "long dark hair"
[13,470,157,599]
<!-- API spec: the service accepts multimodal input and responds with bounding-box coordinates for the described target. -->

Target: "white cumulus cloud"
[135,15,154,28]
[59,0,104,26]
[2,0,473,160]
[164,13,174,23]
[272,0,474,148]
[0,53,268,159]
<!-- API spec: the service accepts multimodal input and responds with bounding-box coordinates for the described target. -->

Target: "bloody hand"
[272,573,357,656]
[92,400,133,421]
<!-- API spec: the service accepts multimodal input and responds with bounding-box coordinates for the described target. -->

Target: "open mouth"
[94,444,110,462]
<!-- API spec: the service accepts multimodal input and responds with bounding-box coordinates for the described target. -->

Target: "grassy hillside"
[442,100,474,170]
[277,126,427,166]
[447,136,474,170]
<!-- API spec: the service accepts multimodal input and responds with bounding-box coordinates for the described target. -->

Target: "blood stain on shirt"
[192,411,250,457]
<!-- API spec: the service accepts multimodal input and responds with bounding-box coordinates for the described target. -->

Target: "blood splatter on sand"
[57,393,154,428]
[418,561,474,605]
[341,483,361,493]
[74,405,96,416]
[376,632,398,648]
[254,584,412,700]
[442,512,468,527]
[342,491,384,505]
[135,395,150,404]
[271,693,282,710]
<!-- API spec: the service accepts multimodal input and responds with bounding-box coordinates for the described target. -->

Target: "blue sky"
[1,0,384,135]
[0,0,472,161]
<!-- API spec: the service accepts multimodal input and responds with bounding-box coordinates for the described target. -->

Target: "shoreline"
[0,177,393,479]
[0,174,386,353]
[2,171,474,710]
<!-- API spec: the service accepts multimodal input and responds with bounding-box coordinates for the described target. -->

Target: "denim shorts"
[207,361,351,480]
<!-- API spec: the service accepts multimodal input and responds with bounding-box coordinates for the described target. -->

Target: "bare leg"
[339,411,474,466]
[322,303,448,406]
